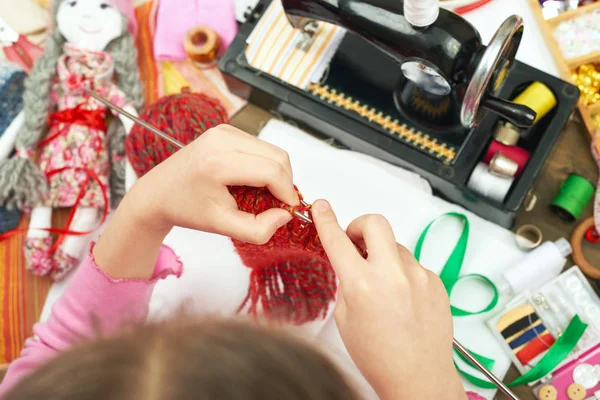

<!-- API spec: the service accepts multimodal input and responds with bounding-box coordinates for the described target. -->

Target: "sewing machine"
[219,0,580,228]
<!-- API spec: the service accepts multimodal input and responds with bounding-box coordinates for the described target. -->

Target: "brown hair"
[4,317,360,400]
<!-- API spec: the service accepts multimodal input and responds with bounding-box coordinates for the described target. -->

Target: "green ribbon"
[414,212,588,387]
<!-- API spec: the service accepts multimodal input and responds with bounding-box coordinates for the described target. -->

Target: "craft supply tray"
[219,0,580,228]
[528,0,600,137]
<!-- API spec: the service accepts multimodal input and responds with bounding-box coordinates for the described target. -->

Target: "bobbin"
[515,224,543,250]
[184,26,220,65]
[489,152,519,178]
[494,121,520,146]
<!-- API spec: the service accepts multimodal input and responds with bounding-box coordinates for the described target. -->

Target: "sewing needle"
[85,89,310,223]
[85,90,520,398]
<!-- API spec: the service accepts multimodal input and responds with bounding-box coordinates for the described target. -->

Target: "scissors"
[0,17,43,73]
[84,87,522,399]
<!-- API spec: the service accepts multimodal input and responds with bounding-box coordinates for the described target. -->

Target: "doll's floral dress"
[37,43,131,209]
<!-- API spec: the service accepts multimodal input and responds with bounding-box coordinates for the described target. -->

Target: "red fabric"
[125,90,339,324]
[41,105,107,148]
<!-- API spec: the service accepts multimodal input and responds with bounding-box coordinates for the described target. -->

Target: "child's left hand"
[94,125,298,279]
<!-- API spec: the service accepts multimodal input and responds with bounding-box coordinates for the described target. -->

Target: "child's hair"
[0,0,143,209]
[4,317,360,400]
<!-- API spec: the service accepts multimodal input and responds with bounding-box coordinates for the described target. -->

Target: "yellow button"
[538,384,557,400]
[567,383,586,400]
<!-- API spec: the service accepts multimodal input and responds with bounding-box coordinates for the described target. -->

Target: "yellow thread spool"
[512,82,557,124]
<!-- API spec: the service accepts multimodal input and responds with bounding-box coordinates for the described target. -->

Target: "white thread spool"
[499,238,572,295]
[404,0,439,27]
[467,162,514,203]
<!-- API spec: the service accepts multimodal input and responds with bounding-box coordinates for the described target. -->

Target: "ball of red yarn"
[125,89,229,177]
[124,90,337,325]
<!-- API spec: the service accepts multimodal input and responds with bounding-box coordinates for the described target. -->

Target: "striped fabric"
[244,0,346,90]
[0,215,60,364]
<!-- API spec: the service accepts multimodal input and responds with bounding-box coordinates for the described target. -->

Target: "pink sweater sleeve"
[0,243,182,397]
[467,391,486,399]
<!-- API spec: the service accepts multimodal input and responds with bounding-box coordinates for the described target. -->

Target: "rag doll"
[0,0,143,281]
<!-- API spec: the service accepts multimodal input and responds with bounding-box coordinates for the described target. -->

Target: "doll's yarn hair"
[125,91,337,325]
[0,0,143,210]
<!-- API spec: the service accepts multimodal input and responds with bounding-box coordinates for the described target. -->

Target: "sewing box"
[219,0,581,228]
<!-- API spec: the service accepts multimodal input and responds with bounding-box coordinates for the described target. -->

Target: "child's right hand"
[311,200,467,400]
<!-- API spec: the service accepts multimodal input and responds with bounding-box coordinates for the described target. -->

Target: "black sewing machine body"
[220,0,580,228]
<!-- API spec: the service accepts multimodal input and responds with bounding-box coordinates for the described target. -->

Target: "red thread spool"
[483,140,531,177]
[125,90,338,325]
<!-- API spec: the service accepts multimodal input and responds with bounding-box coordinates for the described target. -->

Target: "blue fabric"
[0,62,26,137]
[0,206,20,234]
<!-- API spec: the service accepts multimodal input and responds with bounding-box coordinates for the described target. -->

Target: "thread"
[483,140,530,177]
[184,26,220,64]
[467,162,514,203]
[404,0,439,27]
[125,90,341,324]
[500,238,571,295]
[551,174,595,221]
[512,82,557,124]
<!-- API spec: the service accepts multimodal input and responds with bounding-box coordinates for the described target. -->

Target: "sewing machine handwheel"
[482,95,536,128]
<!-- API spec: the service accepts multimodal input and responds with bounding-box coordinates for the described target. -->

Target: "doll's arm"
[117,105,139,192]
[0,111,23,161]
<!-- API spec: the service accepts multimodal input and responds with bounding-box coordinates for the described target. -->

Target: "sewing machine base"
[219,0,580,228]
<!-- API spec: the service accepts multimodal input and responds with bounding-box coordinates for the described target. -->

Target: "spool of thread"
[494,121,520,146]
[512,81,557,124]
[184,26,220,65]
[467,162,514,203]
[550,174,595,221]
[499,238,571,295]
[483,140,530,177]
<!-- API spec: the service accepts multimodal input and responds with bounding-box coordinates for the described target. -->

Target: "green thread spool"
[551,174,595,221]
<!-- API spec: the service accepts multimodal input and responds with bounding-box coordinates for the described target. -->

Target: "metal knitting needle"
[453,339,519,399]
[84,89,184,149]
[85,91,520,397]
[85,89,310,223]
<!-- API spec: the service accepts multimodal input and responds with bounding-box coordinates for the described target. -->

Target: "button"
[538,384,557,400]
[573,364,599,389]
[567,383,587,400]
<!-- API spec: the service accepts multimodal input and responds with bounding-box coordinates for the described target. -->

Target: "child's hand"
[94,125,298,279]
[311,200,467,400]
[130,124,298,244]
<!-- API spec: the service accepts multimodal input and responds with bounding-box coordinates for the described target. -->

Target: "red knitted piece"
[125,90,337,324]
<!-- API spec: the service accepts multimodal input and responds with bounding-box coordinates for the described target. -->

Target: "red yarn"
[125,90,338,325]
[125,88,229,178]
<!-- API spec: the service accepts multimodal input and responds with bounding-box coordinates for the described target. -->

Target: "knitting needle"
[452,339,519,400]
[84,89,184,149]
[84,89,310,223]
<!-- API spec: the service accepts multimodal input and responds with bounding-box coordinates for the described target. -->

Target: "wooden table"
[232,103,600,400]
